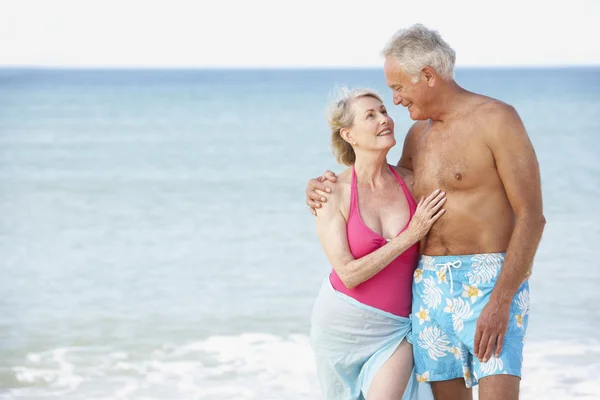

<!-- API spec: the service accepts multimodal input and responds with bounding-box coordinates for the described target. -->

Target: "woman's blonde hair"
[326,87,384,166]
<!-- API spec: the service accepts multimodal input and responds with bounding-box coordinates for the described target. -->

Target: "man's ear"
[422,66,436,87]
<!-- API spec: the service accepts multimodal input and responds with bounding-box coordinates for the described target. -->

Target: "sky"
[1,0,599,68]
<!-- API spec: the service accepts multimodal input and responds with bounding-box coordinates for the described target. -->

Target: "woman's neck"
[353,153,390,189]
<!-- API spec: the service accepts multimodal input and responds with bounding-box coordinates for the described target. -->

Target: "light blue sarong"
[310,278,434,399]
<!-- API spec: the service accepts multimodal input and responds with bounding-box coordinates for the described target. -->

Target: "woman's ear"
[340,128,354,145]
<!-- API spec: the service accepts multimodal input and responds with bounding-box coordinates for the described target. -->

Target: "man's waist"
[418,252,506,271]
[420,241,509,258]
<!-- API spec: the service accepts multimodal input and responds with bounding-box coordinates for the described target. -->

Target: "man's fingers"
[310,181,332,194]
[473,327,482,358]
[477,333,488,361]
[308,178,320,188]
[307,198,323,208]
[495,333,505,358]
[309,188,330,202]
[308,192,321,202]
[322,170,338,183]
[310,208,317,216]
[476,330,490,360]
[315,189,329,202]
[477,330,492,362]
[482,334,497,363]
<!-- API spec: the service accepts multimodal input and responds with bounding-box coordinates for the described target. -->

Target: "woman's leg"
[367,340,413,400]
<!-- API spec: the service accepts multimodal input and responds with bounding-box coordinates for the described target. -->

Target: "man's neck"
[428,81,471,123]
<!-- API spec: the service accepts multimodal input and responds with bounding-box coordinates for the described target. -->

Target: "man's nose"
[393,94,402,105]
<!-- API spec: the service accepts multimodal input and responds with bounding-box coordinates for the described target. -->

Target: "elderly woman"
[310,87,443,400]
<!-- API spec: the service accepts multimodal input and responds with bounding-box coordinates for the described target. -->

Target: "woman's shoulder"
[318,168,352,216]
[336,168,353,186]
[327,168,352,200]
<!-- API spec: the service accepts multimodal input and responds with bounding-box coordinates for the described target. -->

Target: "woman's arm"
[316,188,446,289]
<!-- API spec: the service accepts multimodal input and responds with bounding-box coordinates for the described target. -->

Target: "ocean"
[0,67,599,399]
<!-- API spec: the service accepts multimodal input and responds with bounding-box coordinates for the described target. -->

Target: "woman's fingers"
[429,197,446,215]
[424,189,441,203]
[430,208,446,223]
[424,191,446,213]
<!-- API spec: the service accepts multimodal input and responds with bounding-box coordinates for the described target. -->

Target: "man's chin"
[408,108,429,121]
[409,114,427,121]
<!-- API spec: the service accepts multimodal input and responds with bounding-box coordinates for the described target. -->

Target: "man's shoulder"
[403,120,430,150]
[471,95,519,121]
[406,120,429,138]
[469,96,526,145]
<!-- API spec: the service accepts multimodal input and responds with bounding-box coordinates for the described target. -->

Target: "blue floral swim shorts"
[411,253,530,388]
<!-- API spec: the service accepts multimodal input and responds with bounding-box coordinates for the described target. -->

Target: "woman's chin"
[381,137,397,149]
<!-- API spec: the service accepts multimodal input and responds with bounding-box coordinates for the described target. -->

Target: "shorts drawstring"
[436,260,462,293]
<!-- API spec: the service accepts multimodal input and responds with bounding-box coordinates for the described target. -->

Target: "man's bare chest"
[411,128,494,194]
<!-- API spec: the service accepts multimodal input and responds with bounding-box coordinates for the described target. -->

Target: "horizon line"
[1,64,599,71]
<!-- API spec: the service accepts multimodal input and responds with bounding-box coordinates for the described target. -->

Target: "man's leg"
[430,379,472,400]
[413,256,474,400]
[478,375,519,400]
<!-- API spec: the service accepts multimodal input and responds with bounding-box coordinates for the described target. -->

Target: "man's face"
[384,56,429,121]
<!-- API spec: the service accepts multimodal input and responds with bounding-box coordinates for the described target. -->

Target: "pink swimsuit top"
[329,165,419,317]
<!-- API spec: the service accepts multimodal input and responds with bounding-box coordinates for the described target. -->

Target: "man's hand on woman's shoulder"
[306,170,338,216]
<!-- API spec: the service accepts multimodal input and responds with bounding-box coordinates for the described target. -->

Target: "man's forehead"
[384,70,407,86]
[384,59,407,80]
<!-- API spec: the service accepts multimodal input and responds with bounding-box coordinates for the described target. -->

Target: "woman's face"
[346,96,396,151]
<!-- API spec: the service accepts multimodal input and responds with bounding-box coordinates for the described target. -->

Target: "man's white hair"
[382,24,456,81]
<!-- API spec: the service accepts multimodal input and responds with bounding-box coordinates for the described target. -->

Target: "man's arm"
[489,105,545,303]
[474,104,546,362]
